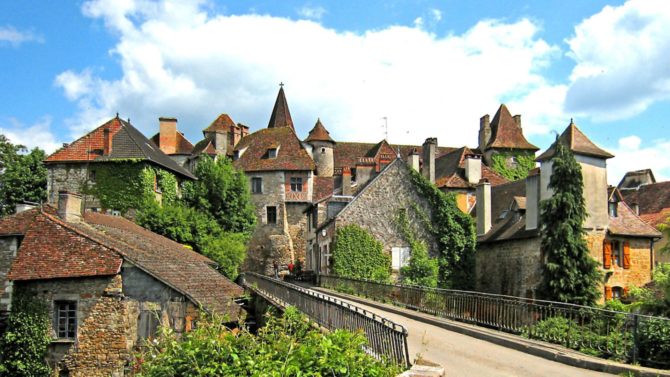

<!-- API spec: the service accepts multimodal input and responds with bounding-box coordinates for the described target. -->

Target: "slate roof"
[2,206,243,319]
[150,131,194,155]
[267,87,294,131]
[486,105,539,151]
[305,119,335,143]
[618,169,656,190]
[333,142,454,170]
[233,127,315,172]
[536,121,614,162]
[434,147,508,189]
[204,114,236,133]
[46,117,195,179]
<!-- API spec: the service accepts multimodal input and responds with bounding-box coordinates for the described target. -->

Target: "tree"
[183,156,256,235]
[537,138,601,305]
[0,135,47,215]
[332,224,391,281]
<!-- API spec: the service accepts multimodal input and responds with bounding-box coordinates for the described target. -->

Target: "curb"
[313,287,670,377]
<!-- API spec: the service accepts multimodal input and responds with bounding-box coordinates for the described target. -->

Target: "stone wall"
[476,237,542,298]
[46,163,97,208]
[0,236,18,312]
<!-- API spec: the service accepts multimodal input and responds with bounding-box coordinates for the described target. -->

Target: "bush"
[400,241,438,288]
[332,224,391,281]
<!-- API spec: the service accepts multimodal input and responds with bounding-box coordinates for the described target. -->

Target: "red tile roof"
[150,131,194,155]
[620,181,670,219]
[608,200,662,238]
[434,147,508,189]
[204,114,236,133]
[333,141,454,170]
[640,209,670,228]
[537,121,614,161]
[486,105,539,151]
[267,87,294,131]
[233,127,315,172]
[305,119,335,143]
[313,176,334,202]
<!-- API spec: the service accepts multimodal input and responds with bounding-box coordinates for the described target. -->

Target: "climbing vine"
[156,169,178,205]
[490,152,536,181]
[332,224,391,281]
[395,208,438,288]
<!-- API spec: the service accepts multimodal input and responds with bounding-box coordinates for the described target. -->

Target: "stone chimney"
[464,154,482,185]
[421,138,437,183]
[159,117,178,154]
[212,132,228,156]
[15,202,37,214]
[342,167,352,196]
[513,114,521,128]
[407,149,420,172]
[525,168,540,230]
[57,191,82,223]
[476,179,491,235]
[478,114,491,152]
[103,128,112,156]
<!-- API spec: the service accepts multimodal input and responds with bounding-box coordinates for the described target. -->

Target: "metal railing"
[320,274,670,369]
[241,272,410,367]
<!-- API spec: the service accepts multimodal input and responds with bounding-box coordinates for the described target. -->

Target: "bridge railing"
[319,274,670,369]
[240,272,410,367]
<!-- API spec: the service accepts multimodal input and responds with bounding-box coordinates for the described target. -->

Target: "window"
[266,206,277,224]
[609,202,618,217]
[320,147,326,154]
[612,287,624,299]
[290,177,303,192]
[89,170,96,182]
[612,240,623,267]
[251,177,263,194]
[392,247,410,270]
[351,168,357,183]
[268,148,278,158]
[138,309,160,340]
[55,301,77,339]
[233,150,240,160]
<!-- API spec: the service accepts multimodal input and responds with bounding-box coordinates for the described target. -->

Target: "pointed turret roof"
[536,120,615,162]
[267,87,295,131]
[204,113,236,134]
[305,118,335,143]
[486,104,539,151]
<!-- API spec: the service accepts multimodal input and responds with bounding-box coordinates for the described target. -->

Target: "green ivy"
[490,151,536,181]
[156,169,178,205]
[82,161,155,214]
[332,224,391,281]
[395,209,438,288]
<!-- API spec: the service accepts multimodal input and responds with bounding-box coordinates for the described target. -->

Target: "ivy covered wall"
[490,151,536,181]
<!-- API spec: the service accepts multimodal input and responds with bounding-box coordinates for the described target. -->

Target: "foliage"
[83,161,156,214]
[490,152,536,181]
[332,224,391,281]
[627,263,670,317]
[396,209,438,288]
[537,138,601,305]
[637,318,670,366]
[407,168,476,289]
[183,156,256,235]
[156,169,178,205]
[0,293,52,377]
[0,135,47,215]
[199,232,249,280]
[134,307,401,377]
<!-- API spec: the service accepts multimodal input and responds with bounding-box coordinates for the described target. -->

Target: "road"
[317,291,613,377]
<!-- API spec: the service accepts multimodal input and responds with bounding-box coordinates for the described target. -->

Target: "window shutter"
[623,241,631,269]
[623,287,629,298]
[602,240,612,269]
[604,286,612,301]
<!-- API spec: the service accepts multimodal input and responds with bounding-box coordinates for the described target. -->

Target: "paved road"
[317,291,613,377]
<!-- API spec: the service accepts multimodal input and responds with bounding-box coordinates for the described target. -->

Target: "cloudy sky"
[1,0,670,183]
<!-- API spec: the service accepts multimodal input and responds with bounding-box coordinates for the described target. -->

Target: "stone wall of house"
[476,237,543,298]
[46,163,97,208]
[0,236,18,312]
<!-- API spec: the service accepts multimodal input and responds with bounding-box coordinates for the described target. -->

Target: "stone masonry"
[0,237,18,312]
[476,237,543,298]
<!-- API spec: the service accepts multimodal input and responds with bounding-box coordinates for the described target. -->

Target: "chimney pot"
[465,154,482,184]
[57,191,83,223]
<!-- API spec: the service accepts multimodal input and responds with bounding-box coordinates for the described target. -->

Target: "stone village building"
[475,121,661,302]
[0,192,244,377]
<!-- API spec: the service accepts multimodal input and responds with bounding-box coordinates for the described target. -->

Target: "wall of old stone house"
[654,234,669,265]
[46,163,97,209]
[0,236,18,312]
[476,237,543,298]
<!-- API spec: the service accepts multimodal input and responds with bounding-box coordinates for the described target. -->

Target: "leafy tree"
[0,136,47,215]
[332,224,391,281]
[0,293,52,377]
[628,263,670,317]
[490,152,536,181]
[537,137,601,305]
[183,156,256,235]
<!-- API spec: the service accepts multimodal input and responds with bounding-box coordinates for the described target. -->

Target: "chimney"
[57,191,83,223]
[478,114,491,151]
[342,167,352,196]
[513,114,521,128]
[464,154,482,184]
[213,132,228,156]
[407,149,420,172]
[15,201,37,214]
[103,128,112,156]
[159,117,178,154]
[421,138,437,183]
[476,179,491,235]
[525,168,540,230]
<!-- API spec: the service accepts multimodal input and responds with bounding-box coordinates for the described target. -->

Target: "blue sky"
[1,0,669,183]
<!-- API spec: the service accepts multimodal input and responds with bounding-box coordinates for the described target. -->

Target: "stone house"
[45,115,196,213]
[618,169,670,265]
[475,121,661,302]
[0,192,244,377]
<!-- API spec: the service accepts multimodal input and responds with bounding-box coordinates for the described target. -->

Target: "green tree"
[0,138,47,215]
[183,156,256,235]
[332,224,391,281]
[537,138,601,305]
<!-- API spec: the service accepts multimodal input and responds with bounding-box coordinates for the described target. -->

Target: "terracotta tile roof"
[608,200,662,238]
[267,87,294,131]
[305,119,335,143]
[536,121,614,162]
[486,105,539,151]
[46,117,195,179]
[640,208,670,228]
[313,176,334,202]
[0,207,47,235]
[204,114,236,133]
[150,131,194,155]
[620,181,670,218]
[190,136,226,158]
[233,127,315,172]
[434,147,508,189]
[333,141,454,170]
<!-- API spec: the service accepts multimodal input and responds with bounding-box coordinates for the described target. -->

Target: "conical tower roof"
[487,104,539,151]
[203,113,236,134]
[267,86,294,131]
[305,118,335,143]
[536,120,614,161]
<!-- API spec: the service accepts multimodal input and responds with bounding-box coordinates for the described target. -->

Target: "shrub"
[332,224,391,281]
[400,241,438,288]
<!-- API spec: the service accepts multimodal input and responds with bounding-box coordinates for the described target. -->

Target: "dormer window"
[268,148,278,158]
[233,150,240,160]
[608,202,618,217]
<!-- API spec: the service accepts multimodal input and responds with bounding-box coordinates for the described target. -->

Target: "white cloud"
[618,135,641,150]
[431,9,442,22]
[56,0,566,149]
[608,136,670,184]
[564,0,670,121]
[297,5,326,21]
[0,116,61,153]
[0,25,43,46]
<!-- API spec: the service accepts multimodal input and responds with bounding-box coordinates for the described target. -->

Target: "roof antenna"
[115,112,119,119]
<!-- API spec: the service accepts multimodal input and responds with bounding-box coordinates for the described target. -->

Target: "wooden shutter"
[623,287,629,298]
[602,240,612,269]
[604,286,612,301]
[623,241,631,269]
